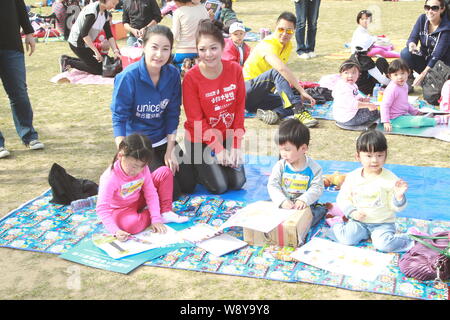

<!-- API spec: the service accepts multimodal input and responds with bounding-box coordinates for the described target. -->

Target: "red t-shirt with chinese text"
[182,60,246,153]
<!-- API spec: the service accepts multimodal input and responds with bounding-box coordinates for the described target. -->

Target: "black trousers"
[149,142,196,200]
[183,140,246,195]
[67,43,103,75]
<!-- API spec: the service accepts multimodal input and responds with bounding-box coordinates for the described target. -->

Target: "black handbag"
[102,55,123,78]
[422,60,450,106]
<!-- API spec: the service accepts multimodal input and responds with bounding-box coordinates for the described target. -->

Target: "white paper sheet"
[178,223,247,257]
[218,201,297,233]
[290,238,394,281]
[92,226,182,259]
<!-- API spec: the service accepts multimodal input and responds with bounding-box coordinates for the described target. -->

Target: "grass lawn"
[0,0,448,300]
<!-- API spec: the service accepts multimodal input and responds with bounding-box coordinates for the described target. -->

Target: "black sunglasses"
[424,4,442,12]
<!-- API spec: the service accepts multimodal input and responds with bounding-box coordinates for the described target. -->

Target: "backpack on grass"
[422,60,450,106]
[48,163,98,205]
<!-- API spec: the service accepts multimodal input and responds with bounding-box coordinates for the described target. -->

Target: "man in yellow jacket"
[243,11,317,127]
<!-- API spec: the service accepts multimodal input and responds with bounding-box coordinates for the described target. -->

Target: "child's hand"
[351,210,366,221]
[115,230,130,242]
[359,96,371,103]
[150,222,167,234]
[383,122,392,132]
[394,179,408,201]
[294,200,307,210]
[367,103,378,111]
[281,200,295,209]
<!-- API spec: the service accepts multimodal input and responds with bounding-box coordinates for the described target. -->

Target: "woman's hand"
[94,50,103,62]
[115,136,125,149]
[228,148,243,168]
[408,42,418,53]
[383,122,392,132]
[113,48,121,59]
[131,28,141,39]
[164,148,179,174]
[214,150,228,166]
[150,222,167,234]
[115,230,130,242]
[412,70,427,87]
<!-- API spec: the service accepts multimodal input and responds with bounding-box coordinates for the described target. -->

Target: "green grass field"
[0,0,448,300]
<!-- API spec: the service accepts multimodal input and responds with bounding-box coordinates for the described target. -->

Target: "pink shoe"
[326,202,344,217]
[326,216,345,227]
[434,114,450,124]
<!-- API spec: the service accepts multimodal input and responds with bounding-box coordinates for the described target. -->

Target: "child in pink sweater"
[332,59,379,127]
[380,59,441,132]
[96,134,188,241]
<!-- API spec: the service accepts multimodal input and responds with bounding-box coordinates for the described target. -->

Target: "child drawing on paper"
[327,129,415,252]
[96,134,188,242]
[267,119,326,227]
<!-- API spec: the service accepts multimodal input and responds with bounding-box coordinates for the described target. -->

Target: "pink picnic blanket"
[50,69,115,85]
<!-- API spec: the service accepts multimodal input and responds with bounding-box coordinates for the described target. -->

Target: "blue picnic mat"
[0,157,449,300]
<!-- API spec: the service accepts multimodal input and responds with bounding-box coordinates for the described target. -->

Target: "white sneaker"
[28,140,44,150]
[298,52,310,59]
[0,147,11,159]
[308,52,317,58]
[161,211,189,224]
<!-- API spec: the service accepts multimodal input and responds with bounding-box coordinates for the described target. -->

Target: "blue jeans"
[295,0,321,55]
[337,108,380,127]
[245,69,303,118]
[329,220,414,253]
[0,49,38,148]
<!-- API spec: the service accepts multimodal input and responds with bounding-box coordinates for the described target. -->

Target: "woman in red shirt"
[182,19,246,194]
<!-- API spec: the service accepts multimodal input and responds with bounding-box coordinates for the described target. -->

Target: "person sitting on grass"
[111,25,196,200]
[182,19,246,195]
[267,118,326,227]
[380,59,444,132]
[332,59,379,130]
[350,9,400,59]
[243,11,317,127]
[327,129,415,253]
[96,133,188,242]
